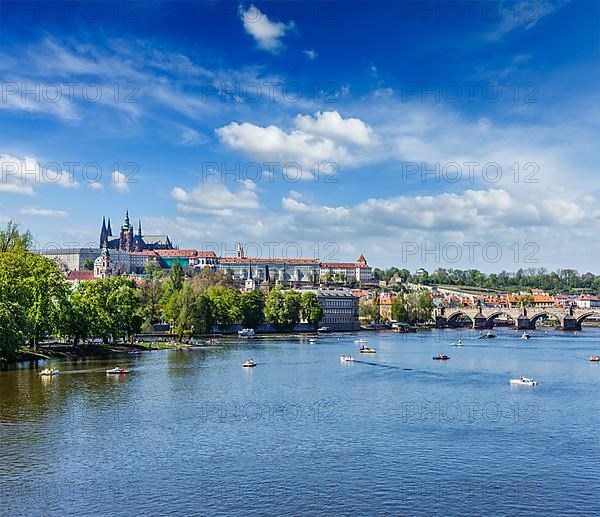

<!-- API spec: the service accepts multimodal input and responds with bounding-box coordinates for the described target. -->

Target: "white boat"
[354,339,367,344]
[106,367,130,375]
[510,376,538,386]
[317,326,330,333]
[39,368,59,376]
[339,355,354,362]
[242,359,256,367]
[521,333,531,340]
[308,339,316,343]
[450,340,463,347]
[238,328,255,337]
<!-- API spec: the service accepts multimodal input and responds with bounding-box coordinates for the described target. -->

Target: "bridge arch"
[485,311,516,328]
[446,311,474,327]
[576,311,600,326]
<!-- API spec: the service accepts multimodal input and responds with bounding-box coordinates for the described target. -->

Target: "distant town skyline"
[1,1,598,271]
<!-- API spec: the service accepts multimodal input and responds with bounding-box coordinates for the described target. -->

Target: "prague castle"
[100,210,173,252]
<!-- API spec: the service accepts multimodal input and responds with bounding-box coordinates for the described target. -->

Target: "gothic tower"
[100,217,107,247]
[120,210,134,252]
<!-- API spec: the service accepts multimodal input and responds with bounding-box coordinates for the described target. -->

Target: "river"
[1,328,599,516]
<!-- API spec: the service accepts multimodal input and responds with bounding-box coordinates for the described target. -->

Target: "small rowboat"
[106,367,130,375]
[510,377,538,386]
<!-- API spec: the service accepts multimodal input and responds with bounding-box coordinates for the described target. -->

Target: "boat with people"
[589,355,600,362]
[238,328,255,337]
[106,367,130,375]
[510,376,538,386]
[521,333,531,340]
[242,359,256,367]
[479,331,496,339]
[39,368,59,376]
[359,345,376,353]
[433,354,450,361]
[340,355,354,362]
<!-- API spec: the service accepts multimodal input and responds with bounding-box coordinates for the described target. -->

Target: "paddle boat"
[433,354,450,361]
[238,328,255,337]
[339,354,354,362]
[589,355,600,362]
[450,340,463,347]
[359,345,376,353]
[510,376,538,386]
[242,359,256,367]
[106,367,130,375]
[521,333,531,340]
[39,368,59,376]
[479,331,496,339]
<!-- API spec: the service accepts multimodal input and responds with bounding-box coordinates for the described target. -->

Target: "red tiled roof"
[66,270,94,281]
[220,257,320,264]
[321,262,370,269]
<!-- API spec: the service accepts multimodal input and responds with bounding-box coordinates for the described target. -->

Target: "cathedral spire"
[100,217,107,247]
[107,218,112,236]
[124,209,130,227]
[138,220,142,237]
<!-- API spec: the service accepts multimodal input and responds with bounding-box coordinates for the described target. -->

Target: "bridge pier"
[562,316,582,331]
[516,316,535,330]
[473,313,489,329]
[435,316,448,328]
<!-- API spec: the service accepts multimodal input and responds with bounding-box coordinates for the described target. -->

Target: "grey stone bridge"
[434,306,600,331]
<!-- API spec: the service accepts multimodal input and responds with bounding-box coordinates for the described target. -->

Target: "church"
[99,211,174,252]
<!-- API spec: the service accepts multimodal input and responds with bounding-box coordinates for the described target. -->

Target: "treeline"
[0,223,323,360]
[359,291,434,324]
[374,267,600,294]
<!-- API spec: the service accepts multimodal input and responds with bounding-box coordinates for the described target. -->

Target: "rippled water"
[1,328,600,516]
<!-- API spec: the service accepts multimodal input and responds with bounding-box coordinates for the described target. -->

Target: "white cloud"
[0,154,80,195]
[216,111,377,171]
[302,49,317,60]
[180,126,208,146]
[171,181,260,217]
[111,171,130,193]
[239,4,294,53]
[88,181,104,190]
[20,207,68,218]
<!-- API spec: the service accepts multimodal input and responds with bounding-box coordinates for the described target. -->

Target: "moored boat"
[238,328,255,337]
[510,376,538,386]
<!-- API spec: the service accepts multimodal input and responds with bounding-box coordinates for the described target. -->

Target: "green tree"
[0,300,28,359]
[207,286,240,326]
[301,292,323,326]
[283,290,302,326]
[239,290,265,328]
[0,220,32,252]
[391,295,408,322]
[83,259,94,271]
[139,261,164,326]
[264,286,286,325]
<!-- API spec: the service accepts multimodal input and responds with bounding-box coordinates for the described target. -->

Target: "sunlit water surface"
[1,328,600,516]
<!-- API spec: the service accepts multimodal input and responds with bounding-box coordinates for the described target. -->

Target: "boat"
[39,368,59,376]
[510,376,538,386]
[450,340,463,347]
[339,354,354,362]
[479,331,496,339]
[238,328,255,337]
[128,349,141,355]
[589,355,600,362]
[242,359,256,367]
[521,333,531,340]
[354,339,368,344]
[432,354,450,360]
[317,326,330,333]
[359,345,376,353]
[106,367,130,375]
[308,339,316,343]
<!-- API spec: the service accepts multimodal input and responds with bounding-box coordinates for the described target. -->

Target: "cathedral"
[99,211,174,252]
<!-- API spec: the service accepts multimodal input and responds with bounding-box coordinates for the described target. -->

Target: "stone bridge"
[434,306,600,331]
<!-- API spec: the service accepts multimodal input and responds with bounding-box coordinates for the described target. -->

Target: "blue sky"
[1,0,599,271]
